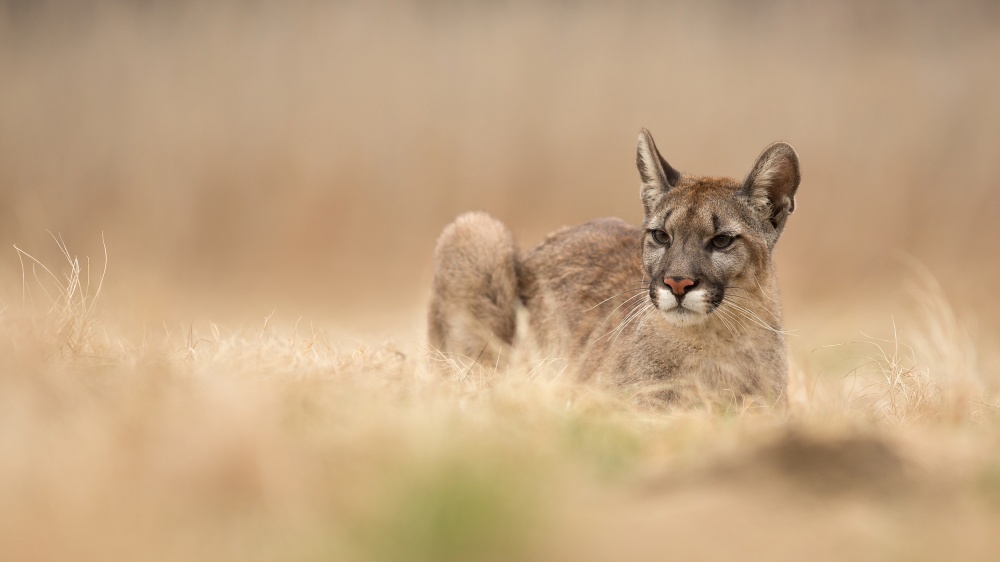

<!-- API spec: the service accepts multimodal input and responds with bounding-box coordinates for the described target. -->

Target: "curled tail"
[428,212,519,367]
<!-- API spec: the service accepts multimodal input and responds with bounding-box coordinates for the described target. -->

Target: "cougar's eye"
[650,229,670,245]
[711,234,735,249]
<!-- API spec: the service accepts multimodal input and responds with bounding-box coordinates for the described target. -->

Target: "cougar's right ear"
[637,128,681,213]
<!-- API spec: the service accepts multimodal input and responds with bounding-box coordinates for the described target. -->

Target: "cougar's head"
[635,128,801,325]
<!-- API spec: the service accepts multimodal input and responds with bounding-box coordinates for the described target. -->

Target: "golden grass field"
[2,1,1000,560]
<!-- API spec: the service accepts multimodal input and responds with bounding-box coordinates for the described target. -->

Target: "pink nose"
[664,277,696,296]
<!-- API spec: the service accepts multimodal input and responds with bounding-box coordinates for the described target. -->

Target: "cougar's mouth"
[652,285,715,325]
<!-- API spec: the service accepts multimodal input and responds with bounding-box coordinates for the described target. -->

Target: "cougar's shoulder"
[516,219,643,351]
[519,218,642,302]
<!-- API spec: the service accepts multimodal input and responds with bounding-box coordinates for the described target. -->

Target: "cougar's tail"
[428,212,519,367]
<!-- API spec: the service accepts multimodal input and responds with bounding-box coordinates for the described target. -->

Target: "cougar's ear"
[742,142,801,238]
[637,128,681,214]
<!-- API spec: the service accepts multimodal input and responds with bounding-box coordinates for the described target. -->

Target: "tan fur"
[428,212,520,368]
[428,129,801,407]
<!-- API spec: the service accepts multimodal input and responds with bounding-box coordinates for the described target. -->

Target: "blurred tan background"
[1,0,998,350]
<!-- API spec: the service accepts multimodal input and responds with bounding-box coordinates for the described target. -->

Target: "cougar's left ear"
[637,128,682,214]
[742,142,801,238]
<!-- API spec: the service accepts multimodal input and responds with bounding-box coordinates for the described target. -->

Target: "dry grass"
[1,240,999,561]
[2,1,1000,560]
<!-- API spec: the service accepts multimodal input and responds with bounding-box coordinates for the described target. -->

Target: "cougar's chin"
[654,287,712,326]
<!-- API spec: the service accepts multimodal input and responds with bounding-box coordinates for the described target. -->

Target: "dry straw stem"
[12,231,108,357]
[828,265,990,424]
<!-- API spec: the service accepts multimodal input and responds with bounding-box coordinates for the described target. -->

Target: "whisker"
[596,291,648,328]
[611,303,654,345]
[597,299,651,343]
[723,293,782,323]
[613,300,651,336]
[634,307,655,331]
[593,300,648,342]
[712,307,739,339]
[722,299,794,336]
[754,279,781,306]
[715,305,748,336]
[586,286,647,312]
[632,303,660,337]
[717,302,755,334]
[721,286,782,322]
[723,300,775,329]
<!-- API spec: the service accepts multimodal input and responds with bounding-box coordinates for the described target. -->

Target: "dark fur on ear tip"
[636,128,681,187]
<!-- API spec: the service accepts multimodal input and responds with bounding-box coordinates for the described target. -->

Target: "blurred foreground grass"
[1,245,999,562]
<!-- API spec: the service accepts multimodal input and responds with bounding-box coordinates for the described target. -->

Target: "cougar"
[428,129,801,405]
